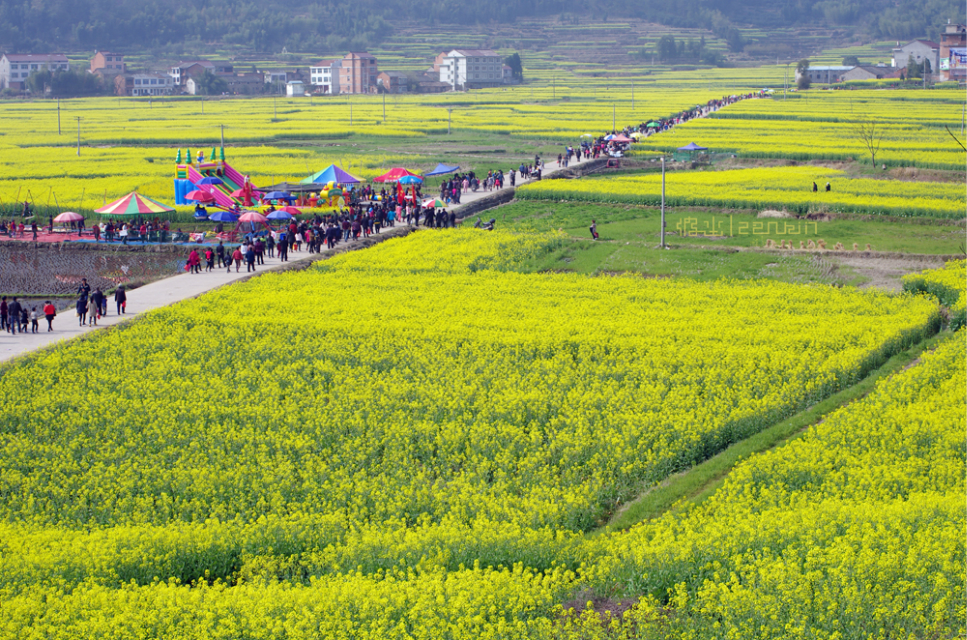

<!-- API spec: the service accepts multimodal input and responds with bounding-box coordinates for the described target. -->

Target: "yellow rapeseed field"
[517,165,967,218]
[0,230,955,638]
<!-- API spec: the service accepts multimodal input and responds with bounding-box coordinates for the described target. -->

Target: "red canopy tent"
[373,168,421,183]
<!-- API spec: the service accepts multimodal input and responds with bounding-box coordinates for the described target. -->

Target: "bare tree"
[853,118,882,168]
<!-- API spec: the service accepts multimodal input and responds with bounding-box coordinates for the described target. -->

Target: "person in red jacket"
[230,246,243,273]
[43,300,56,332]
[187,249,201,274]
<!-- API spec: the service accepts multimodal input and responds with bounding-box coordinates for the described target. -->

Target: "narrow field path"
[0,153,596,364]
[601,331,945,533]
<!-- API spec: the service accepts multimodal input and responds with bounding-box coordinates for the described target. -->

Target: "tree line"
[0,0,961,54]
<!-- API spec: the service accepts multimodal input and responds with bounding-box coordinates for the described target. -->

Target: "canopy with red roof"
[373,167,421,183]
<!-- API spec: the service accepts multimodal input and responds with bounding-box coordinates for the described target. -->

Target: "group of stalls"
[184,162,461,239]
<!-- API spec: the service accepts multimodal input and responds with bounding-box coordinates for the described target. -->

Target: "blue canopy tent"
[424,163,460,177]
[673,142,709,162]
[301,164,362,185]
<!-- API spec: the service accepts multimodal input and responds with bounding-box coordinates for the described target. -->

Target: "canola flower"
[0,230,948,638]
[630,89,966,170]
[587,332,966,639]
[517,166,966,219]
[902,260,966,329]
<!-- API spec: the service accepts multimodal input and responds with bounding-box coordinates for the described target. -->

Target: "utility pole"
[552,80,555,99]
[57,99,61,135]
[76,117,81,156]
[784,63,790,101]
[202,98,205,115]
[273,97,277,119]
[447,107,452,135]
[382,92,386,123]
[660,156,666,248]
[220,123,225,148]
[612,104,616,132]
[350,101,353,127]
[631,82,634,111]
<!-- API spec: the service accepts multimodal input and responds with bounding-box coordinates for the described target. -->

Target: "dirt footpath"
[832,255,947,292]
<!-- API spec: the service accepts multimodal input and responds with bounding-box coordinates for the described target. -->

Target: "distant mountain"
[0,0,961,54]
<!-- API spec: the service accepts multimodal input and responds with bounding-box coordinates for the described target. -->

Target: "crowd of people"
[183,199,464,275]
[0,277,127,335]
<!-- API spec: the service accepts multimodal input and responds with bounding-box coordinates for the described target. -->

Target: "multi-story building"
[309,59,340,94]
[939,22,967,82]
[439,49,502,90]
[90,51,126,76]
[891,40,939,72]
[169,61,234,86]
[376,71,408,94]
[115,73,173,96]
[0,54,69,90]
[338,52,378,94]
[227,73,265,95]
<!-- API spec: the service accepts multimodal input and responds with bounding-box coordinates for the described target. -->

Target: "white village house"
[0,54,69,90]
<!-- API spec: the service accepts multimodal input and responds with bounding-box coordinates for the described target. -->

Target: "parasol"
[185,190,215,203]
[209,211,238,222]
[54,211,84,223]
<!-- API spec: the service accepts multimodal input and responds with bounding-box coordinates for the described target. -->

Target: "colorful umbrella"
[276,206,302,215]
[197,177,223,186]
[95,192,176,216]
[209,211,238,222]
[238,212,267,223]
[262,191,292,200]
[302,164,362,185]
[373,167,421,183]
[398,175,423,184]
[185,190,215,203]
[54,211,84,223]
[421,197,447,208]
[266,210,294,221]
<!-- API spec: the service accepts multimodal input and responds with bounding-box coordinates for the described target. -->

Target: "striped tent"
[95,192,175,216]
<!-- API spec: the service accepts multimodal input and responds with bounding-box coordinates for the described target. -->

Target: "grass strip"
[604,331,948,533]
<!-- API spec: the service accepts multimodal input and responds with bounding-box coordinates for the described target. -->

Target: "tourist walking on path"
[216,241,227,268]
[7,297,21,334]
[187,249,201,274]
[245,244,256,272]
[114,285,127,315]
[230,246,243,273]
[43,301,56,332]
[590,220,599,240]
[77,278,91,301]
[90,288,105,325]
[29,307,38,333]
[75,296,88,327]
[205,247,215,272]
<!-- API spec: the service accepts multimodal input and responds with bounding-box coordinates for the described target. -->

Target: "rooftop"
[448,49,500,57]
[3,53,68,62]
